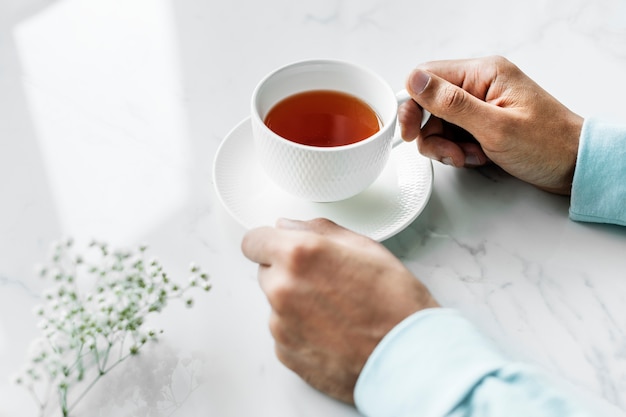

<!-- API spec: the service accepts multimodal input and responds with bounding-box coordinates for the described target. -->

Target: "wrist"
[538,111,583,195]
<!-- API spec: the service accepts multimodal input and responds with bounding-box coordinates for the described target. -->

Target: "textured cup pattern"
[252,121,393,202]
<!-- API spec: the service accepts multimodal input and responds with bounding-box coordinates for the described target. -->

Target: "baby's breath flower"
[169,284,180,296]
[13,238,212,417]
[26,367,40,381]
[12,373,23,385]
[33,305,45,316]
[35,264,47,278]
[58,378,69,390]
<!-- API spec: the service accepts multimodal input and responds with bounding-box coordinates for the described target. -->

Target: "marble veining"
[2,0,626,416]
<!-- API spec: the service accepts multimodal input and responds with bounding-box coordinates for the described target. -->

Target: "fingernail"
[441,157,455,166]
[464,153,481,166]
[409,69,431,95]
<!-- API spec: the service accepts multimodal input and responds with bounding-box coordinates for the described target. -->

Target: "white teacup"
[251,59,414,202]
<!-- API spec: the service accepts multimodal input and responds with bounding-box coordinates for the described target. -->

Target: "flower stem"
[66,372,102,415]
[66,350,133,415]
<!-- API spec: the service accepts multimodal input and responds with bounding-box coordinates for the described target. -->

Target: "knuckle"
[440,85,468,114]
[283,236,324,271]
[489,55,521,77]
[264,235,325,313]
[268,313,281,337]
[267,278,296,314]
[489,55,509,66]
[485,55,512,71]
[268,314,289,345]
[274,343,288,364]
[274,343,298,372]
[307,217,334,229]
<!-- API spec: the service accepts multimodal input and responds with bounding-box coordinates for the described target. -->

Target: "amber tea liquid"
[263,90,381,147]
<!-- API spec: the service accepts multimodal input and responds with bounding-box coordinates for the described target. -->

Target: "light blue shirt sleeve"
[354,308,595,417]
[570,118,626,225]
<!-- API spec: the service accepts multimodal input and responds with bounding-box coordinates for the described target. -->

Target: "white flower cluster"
[13,238,210,417]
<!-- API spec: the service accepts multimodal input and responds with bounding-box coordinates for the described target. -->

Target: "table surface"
[2,0,626,415]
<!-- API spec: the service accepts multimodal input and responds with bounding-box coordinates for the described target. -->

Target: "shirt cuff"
[570,118,626,226]
[354,308,508,417]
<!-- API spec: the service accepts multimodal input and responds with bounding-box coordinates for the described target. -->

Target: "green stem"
[98,341,113,372]
[66,344,135,415]
[27,384,47,417]
[59,386,68,417]
[66,342,85,373]
[65,372,102,415]
[118,331,127,361]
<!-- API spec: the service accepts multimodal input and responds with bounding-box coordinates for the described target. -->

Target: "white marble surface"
[2,0,626,415]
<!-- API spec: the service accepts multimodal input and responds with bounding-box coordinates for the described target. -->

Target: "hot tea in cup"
[264,89,381,147]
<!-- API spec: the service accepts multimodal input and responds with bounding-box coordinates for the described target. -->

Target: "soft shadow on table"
[107,2,363,416]
[383,164,536,257]
[382,159,626,260]
[1,3,230,416]
[0,3,63,414]
[0,1,63,279]
[79,342,208,417]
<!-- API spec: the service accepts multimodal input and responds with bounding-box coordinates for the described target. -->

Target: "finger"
[241,226,291,266]
[398,99,423,141]
[256,263,275,299]
[457,142,490,167]
[418,135,465,167]
[417,118,489,167]
[417,57,498,98]
[276,217,346,234]
[276,218,373,246]
[406,68,504,137]
[418,133,490,167]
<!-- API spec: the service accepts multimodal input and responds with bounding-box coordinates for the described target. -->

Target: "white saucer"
[213,118,433,241]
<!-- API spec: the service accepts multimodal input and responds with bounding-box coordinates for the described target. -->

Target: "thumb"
[406,68,495,135]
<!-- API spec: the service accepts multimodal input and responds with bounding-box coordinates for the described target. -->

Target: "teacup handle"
[391,89,431,149]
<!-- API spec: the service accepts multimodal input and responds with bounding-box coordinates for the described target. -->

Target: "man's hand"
[241,218,439,404]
